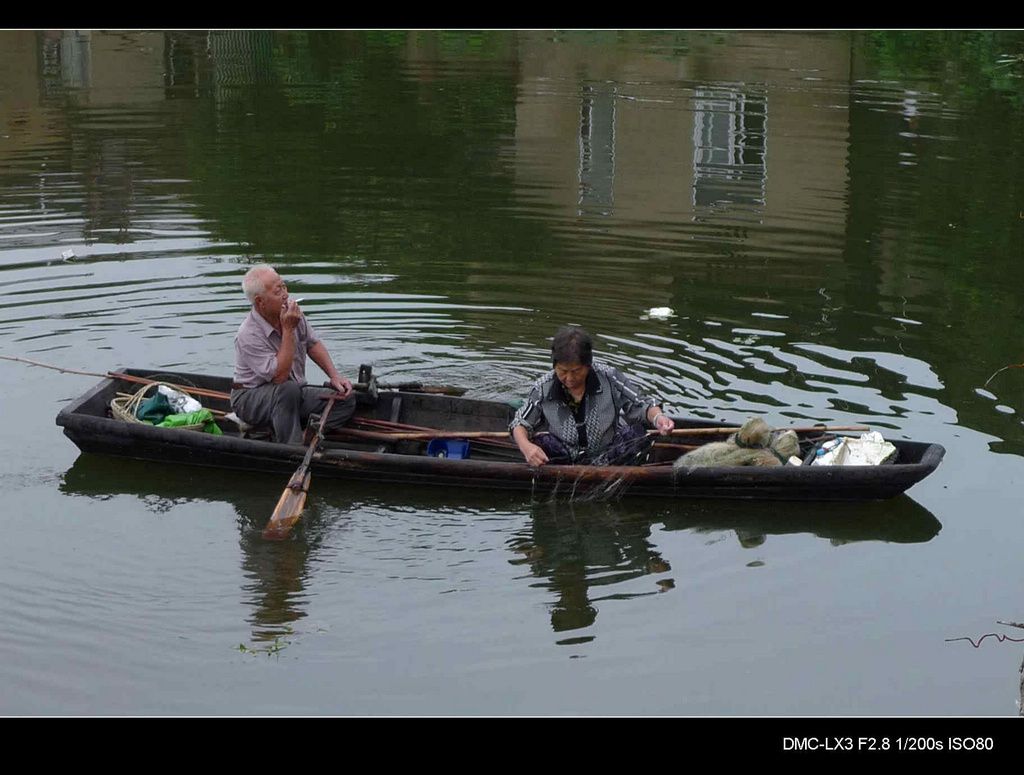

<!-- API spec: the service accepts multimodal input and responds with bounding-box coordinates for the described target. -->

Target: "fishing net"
[537,423,654,466]
[673,417,800,470]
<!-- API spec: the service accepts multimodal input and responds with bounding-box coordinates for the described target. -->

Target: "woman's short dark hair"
[551,325,593,367]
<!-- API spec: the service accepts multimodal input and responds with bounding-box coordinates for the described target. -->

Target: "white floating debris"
[642,307,675,320]
[61,249,76,261]
[974,388,997,400]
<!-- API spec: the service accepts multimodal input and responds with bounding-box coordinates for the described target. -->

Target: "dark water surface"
[2,30,1024,715]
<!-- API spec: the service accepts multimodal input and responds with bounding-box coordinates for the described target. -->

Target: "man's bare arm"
[309,341,352,398]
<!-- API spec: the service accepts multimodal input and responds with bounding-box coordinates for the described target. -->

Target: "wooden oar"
[262,396,336,541]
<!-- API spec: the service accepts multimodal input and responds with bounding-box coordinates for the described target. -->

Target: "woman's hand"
[520,440,549,467]
[648,407,674,435]
[513,425,549,466]
[655,413,675,435]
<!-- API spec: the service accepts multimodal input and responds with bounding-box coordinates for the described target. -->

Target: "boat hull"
[56,368,945,502]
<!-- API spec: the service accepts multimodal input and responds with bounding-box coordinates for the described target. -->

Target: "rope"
[110,382,206,431]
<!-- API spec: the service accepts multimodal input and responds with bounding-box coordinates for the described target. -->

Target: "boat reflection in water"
[511,494,941,643]
[60,453,941,647]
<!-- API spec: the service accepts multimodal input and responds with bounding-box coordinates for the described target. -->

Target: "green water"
[1,30,1023,715]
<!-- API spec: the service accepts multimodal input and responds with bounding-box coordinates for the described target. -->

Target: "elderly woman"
[510,326,675,466]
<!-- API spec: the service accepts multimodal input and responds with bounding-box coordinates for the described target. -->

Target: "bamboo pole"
[3,355,869,439]
[0,356,232,401]
[329,425,868,442]
[2,355,465,400]
[665,425,869,436]
[1,355,110,380]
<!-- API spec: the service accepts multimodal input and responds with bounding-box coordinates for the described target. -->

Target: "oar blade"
[263,471,311,541]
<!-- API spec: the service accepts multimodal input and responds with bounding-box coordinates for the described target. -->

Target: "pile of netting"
[673,417,800,470]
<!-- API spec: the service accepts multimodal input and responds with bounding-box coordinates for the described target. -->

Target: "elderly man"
[230,264,356,445]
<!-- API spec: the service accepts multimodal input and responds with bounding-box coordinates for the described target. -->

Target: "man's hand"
[329,375,353,400]
[281,298,303,331]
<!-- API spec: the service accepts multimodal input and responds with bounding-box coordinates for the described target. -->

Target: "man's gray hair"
[242,264,276,304]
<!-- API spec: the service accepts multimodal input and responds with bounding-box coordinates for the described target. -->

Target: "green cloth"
[155,409,223,435]
[135,392,174,424]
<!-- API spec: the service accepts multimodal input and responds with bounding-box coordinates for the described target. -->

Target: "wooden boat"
[55,368,946,502]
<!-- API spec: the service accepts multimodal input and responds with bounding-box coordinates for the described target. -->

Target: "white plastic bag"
[811,432,897,466]
[158,385,202,415]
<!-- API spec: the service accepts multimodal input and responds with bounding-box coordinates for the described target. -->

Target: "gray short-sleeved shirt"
[233,309,321,388]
